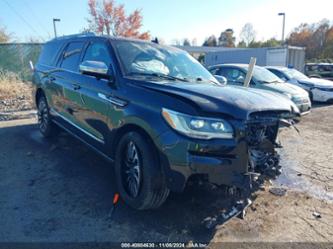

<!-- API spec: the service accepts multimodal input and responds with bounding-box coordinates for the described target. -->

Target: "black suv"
[33,33,298,210]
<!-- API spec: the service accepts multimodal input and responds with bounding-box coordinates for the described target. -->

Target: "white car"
[266,66,333,103]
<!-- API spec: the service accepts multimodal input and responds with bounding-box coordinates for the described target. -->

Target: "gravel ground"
[0,81,34,114]
[0,105,332,243]
[212,104,333,242]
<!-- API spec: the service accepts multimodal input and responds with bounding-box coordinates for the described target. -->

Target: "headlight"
[292,95,303,103]
[161,108,233,139]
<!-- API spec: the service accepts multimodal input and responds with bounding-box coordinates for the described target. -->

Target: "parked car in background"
[33,34,299,210]
[305,63,333,81]
[209,64,311,115]
[266,66,333,103]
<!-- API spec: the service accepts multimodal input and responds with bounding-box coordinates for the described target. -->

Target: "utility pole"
[278,13,285,45]
[53,18,61,38]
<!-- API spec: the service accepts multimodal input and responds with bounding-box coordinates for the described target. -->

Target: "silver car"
[266,66,333,103]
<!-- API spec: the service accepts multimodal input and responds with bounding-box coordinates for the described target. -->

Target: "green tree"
[183,38,191,46]
[218,29,235,47]
[203,35,217,47]
[261,38,280,47]
[248,40,262,48]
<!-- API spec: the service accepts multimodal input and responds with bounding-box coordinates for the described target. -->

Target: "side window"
[38,41,63,66]
[270,69,288,81]
[209,67,220,75]
[277,71,288,81]
[220,68,245,84]
[60,42,85,72]
[82,42,112,66]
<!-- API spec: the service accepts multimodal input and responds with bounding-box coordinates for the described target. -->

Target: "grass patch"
[0,70,34,112]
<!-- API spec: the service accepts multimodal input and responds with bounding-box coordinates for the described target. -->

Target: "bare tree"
[0,24,11,43]
[239,23,256,46]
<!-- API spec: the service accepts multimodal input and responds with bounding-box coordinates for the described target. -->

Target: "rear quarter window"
[38,41,63,66]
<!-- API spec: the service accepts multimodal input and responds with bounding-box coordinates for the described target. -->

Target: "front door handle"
[97,93,127,107]
[72,84,81,90]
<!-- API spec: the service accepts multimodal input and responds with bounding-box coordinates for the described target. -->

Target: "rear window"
[38,41,63,66]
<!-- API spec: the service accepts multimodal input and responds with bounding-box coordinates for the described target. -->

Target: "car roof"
[45,33,184,53]
[306,63,333,65]
[265,66,289,71]
[209,63,251,70]
[48,33,148,43]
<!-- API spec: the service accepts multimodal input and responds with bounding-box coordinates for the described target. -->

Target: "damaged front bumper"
[157,112,293,193]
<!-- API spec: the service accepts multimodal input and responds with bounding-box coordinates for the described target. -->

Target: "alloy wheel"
[37,100,49,133]
[122,141,141,198]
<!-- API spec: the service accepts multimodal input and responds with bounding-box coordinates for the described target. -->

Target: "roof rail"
[53,32,96,41]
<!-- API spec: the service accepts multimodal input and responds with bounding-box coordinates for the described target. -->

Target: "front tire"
[115,131,170,210]
[37,96,57,138]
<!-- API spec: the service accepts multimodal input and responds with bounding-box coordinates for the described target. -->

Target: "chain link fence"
[0,43,43,81]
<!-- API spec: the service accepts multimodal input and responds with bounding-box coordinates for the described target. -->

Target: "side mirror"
[214,75,227,85]
[79,60,110,79]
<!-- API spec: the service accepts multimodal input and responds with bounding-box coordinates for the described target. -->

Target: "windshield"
[252,66,283,83]
[284,68,309,80]
[113,40,217,83]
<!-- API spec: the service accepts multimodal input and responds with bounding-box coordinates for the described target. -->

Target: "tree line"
[0,0,332,62]
[199,20,333,61]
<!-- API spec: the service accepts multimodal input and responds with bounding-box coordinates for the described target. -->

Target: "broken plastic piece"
[113,193,120,204]
[312,211,321,219]
[109,193,120,219]
[269,187,287,196]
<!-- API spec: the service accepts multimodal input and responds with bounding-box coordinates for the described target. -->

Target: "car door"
[219,67,246,86]
[51,41,86,128]
[73,40,115,150]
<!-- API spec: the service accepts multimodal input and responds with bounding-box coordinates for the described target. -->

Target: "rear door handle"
[72,84,81,90]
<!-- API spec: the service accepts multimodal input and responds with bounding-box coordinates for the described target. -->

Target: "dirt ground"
[0,104,332,244]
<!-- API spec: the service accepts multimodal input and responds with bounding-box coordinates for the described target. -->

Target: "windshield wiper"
[260,80,280,84]
[128,72,188,82]
[195,77,220,85]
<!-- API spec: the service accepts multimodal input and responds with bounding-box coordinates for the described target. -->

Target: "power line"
[3,0,45,41]
[21,0,51,38]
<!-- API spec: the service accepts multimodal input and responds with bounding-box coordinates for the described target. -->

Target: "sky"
[0,0,332,44]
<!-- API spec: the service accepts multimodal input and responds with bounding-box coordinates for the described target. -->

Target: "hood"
[301,78,333,88]
[141,82,298,120]
[263,82,308,96]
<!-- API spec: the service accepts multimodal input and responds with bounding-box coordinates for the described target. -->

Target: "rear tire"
[115,131,170,210]
[37,95,57,138]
